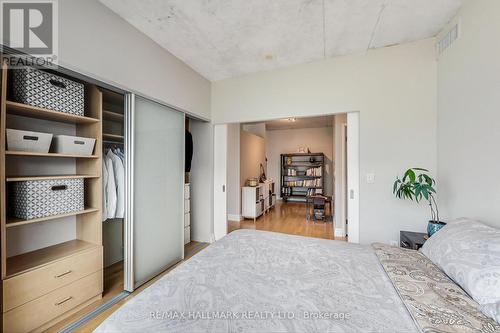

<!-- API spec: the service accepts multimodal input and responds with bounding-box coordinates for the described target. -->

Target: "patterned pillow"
[420,218,500,306]
[481,303,500,324]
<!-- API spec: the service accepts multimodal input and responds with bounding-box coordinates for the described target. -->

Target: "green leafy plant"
[393,168,440,222]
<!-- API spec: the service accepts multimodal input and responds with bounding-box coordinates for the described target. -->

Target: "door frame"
[213,124,228,241]
[346,112,360,243]
[213,111,360,243]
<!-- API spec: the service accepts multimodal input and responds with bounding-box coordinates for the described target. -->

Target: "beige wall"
[437,0,500,227]
[240,128,267,188]
[266,127,334,199]
[212,39,437,244]
[59,0,210,119]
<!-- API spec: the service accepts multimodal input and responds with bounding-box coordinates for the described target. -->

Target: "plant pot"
[427,220,446,237]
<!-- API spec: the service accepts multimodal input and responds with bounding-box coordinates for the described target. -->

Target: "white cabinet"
[241,180,275,222]
[184,183,191,244]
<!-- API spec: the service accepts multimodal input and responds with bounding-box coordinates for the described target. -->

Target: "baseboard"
[227,214,243,222]
[335,228,346,238]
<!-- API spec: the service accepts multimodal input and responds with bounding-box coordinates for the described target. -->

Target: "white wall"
[266,127,334,198]
[437,0,500,227]
[240,128,267,188]
[212,39,438,244]
[226,124,241,220]
[242,123,266,138]
[59,0,210,119]
[213,125,228,240]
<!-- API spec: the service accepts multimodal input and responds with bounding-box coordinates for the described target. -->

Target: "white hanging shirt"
[102,159,108,222]
[105,152,117,219]
[108,149,125,219]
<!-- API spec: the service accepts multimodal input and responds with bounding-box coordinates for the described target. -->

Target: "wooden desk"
[306,195,333,222]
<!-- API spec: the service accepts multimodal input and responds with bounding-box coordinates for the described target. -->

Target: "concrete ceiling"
[100,0,464,81]
[263,115,334,131]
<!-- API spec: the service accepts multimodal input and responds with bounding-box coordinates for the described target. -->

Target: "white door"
[347,112,360,243]
[213,124,228,241]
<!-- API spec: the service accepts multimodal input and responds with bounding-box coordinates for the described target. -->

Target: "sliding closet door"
[129,95,184,288]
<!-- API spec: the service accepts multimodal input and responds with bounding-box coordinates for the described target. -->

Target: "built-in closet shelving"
[0,59,104,332]
[101,89,125,279]
[102,91,124,144]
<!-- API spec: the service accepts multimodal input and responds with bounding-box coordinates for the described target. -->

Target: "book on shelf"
[284,179,322,187]
[307,188,323,196]
[306,167,322,176]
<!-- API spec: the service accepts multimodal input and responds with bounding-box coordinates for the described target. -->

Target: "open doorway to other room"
[226,114,349,241]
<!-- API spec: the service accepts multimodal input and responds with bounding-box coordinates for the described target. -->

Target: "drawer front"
[184,212,190,227]
[4,247,102,312]
[184,184,190,199]
[4,270,102,333]
[184,199,190,213]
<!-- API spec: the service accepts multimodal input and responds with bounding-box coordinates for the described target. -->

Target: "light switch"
[366,173,375,184]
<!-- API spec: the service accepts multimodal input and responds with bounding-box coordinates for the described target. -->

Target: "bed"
[95,228,499,333]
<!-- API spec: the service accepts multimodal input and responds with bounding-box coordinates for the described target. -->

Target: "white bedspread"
[95,230,417,332]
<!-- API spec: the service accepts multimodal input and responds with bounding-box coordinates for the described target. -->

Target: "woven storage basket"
[10,178,84,219]
[11,67,84,116]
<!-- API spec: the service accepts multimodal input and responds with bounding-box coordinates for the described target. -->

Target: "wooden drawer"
[3,246,102,312]
[4,270,102,333]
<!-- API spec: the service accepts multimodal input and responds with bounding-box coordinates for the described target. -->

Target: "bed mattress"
[95,230,418,332]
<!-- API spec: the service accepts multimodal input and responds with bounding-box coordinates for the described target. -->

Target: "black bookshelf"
[280,153,325,202]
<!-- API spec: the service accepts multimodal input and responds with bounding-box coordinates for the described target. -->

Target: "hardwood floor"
[229,200,346,241]
[43,241,208,332]
[103,260,124,298]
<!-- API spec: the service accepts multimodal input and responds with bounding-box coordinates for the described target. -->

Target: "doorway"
[215,112,360,242]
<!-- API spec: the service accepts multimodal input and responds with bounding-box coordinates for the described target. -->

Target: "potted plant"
[393,168,445,236]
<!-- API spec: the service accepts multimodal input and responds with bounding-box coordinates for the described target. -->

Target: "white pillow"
[420,218,500,306]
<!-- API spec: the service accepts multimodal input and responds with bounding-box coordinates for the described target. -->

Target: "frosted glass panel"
[133,97,184,286]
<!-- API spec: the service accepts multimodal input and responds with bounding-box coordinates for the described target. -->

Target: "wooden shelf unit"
[6,174,99,182]
[6,207,99,228]
[5,150,99,158]
[103,110,124,122]
[280,153,325,202]
[6,101,99,124]
[103,133,124,142]
[6,239,99,278]
[0,59,104,332]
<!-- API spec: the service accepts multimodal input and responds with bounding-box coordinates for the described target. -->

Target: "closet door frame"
[124,93,134,292]
[123,93,186,291]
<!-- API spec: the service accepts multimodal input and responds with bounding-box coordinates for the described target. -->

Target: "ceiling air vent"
[437,22,459,55]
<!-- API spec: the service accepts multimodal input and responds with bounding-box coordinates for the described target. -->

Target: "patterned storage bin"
[10,67,84,116]
[10,178,84,219]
